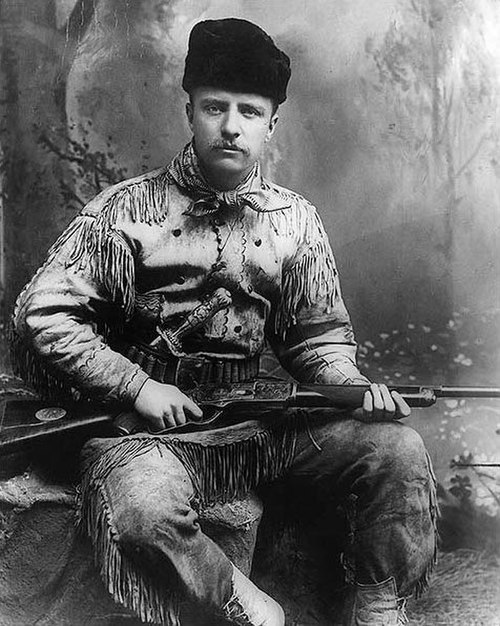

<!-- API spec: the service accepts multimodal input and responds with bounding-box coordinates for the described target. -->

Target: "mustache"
[211,142,248,154]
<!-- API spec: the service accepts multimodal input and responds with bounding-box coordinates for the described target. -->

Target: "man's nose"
[221,109,241,138]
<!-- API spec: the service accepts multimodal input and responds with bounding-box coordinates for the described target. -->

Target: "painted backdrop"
[1,0,499,482]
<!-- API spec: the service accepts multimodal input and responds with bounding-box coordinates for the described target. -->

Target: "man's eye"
[205,105,221,115]
[242,108,260,118]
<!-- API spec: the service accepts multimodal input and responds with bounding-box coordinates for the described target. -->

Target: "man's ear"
[186,101,194,129]
[265,113,279,142]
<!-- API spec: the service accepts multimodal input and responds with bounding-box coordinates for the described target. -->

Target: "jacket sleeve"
[12,209,150,405]
[267,203,369,385]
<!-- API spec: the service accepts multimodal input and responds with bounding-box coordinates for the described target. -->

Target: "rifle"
[1,379,500,454]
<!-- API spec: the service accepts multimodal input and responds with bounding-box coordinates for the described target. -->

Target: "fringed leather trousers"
[79,411,437,625]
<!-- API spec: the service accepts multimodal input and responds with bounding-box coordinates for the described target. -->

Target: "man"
[12,18,437,626]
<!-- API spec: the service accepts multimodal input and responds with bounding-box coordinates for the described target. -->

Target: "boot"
[222,564,285,626]
[342,577,408,626]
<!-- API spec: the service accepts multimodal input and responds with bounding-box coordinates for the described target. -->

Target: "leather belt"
[122,342,260,390]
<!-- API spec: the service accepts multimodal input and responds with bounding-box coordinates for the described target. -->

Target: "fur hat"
[182,18,291,105]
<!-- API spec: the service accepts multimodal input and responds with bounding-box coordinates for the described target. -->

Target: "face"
[186,87,279,190]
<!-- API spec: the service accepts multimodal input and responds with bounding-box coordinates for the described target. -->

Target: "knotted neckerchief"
[165,141,291,216]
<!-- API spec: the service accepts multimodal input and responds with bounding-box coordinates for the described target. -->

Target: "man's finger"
[392,391,411,418]
[172,405,187,426]
[379,384,396,416]
[148,414,168,432]
[184,396,203,420]
[369,383,385,420]
[161,410,176,429]
[363,389,373,416]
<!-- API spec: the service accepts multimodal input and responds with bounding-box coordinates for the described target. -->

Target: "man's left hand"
[356,382,411,422]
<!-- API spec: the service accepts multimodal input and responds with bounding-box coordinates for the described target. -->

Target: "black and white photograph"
[0,1,499,624]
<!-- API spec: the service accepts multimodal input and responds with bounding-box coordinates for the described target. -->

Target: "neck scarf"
[165,142,290,216]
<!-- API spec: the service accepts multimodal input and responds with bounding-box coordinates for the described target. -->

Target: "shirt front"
[12,144,368,405]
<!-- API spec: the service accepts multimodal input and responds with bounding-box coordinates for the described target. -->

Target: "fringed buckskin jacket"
[12,143,368,402]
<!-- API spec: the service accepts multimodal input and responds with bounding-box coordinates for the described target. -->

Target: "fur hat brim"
[183,18,291,105]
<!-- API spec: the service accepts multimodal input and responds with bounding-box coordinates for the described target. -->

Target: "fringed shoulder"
[43,167,171,319]
[78,165,170,224]
[265,186,339,340]
[10,168,171,396]
[261,178,307,206]
[258,179,320,240]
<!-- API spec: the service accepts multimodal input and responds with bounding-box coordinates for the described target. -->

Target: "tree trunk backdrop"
[1,0,499,481]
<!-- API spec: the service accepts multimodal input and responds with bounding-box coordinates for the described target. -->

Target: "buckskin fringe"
[263,188,320,239]
[9,323,115,401]
[80,436,159,489]
[97,169,170,227]
[268,202,338,339]
[274,237,337,340]
[415,451,439,598]
[43,215,135,319]
[79,420,298,623]
[165,421,299,507]
[83,476,181,625]
[80,418,299,510]
[45,170,169,319]
[9,328,79,399]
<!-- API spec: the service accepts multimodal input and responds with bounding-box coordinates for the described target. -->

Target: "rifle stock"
[1,381,500,453]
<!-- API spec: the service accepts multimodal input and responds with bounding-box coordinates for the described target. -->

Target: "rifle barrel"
[437,386,500,398]
[296,384,500,409]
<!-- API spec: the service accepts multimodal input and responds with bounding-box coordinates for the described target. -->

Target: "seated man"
[11,18,437,626]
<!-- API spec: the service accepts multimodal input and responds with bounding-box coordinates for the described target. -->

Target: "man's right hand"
[133,379,203,432]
